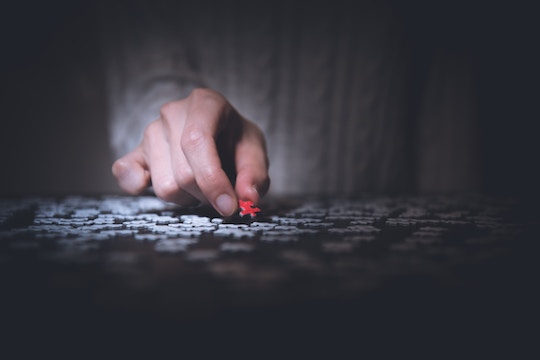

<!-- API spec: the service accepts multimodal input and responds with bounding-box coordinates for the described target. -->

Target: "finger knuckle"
[246,120,266,142]
[159,100,182,121]
[153,177,180,203]
[142,120,161,145]
[189,88,232,113]
[189,88,222,103]
[181,128,206,152]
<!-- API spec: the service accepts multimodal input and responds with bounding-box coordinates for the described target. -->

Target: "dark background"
[1,0,537,198]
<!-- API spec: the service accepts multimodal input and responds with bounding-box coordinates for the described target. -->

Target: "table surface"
[1,194,538,356]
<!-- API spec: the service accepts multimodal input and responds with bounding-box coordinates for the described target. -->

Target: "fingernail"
[216,194,236,216]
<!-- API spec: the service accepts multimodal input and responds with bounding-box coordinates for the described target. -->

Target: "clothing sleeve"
[98,0,206,159]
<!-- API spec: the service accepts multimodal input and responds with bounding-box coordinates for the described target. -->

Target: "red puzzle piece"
[238,200,261,218]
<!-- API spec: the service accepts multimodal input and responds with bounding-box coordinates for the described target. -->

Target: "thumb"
[234,125,270,204]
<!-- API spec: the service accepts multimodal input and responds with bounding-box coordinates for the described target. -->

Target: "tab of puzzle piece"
[238,200,261,218]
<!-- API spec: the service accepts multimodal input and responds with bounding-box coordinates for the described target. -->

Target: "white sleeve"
[98,0,205,159]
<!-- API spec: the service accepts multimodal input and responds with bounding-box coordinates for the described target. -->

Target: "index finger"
[180,89,238,216]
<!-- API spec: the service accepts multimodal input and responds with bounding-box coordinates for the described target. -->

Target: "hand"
[112,88,270,216]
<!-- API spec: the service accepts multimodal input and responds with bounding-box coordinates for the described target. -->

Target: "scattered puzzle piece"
[238,200,260,218]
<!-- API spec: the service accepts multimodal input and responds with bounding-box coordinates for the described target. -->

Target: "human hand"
[112,88,270,216]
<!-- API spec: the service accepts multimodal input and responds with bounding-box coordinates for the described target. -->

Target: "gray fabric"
[100,0,479,196]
